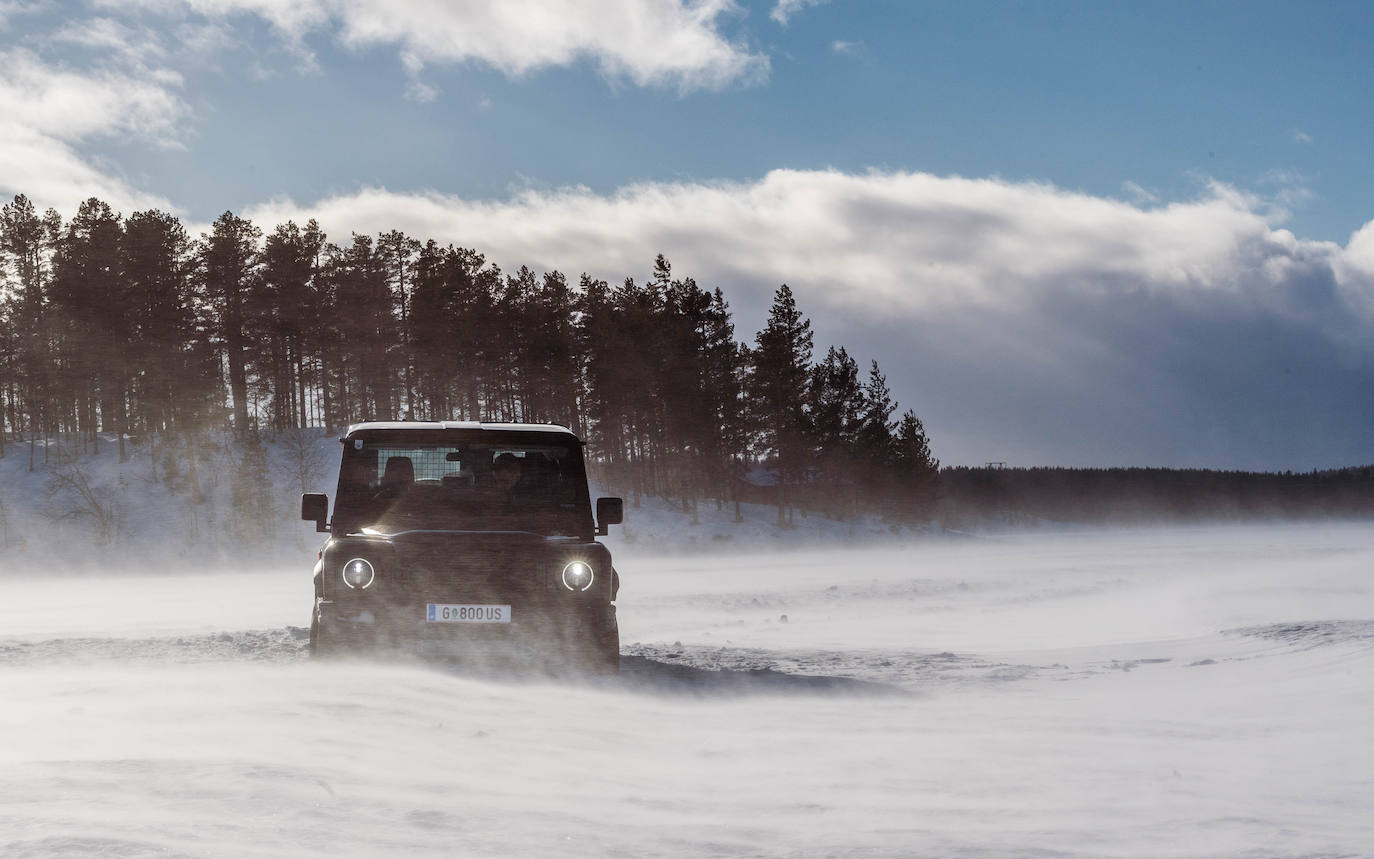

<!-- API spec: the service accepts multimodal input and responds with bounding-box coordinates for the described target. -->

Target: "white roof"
[344,420,578,437]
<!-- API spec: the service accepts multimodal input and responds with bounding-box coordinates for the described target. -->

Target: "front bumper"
[317,597,617,665]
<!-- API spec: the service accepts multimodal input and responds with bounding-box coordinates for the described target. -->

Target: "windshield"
[333,432,592,537]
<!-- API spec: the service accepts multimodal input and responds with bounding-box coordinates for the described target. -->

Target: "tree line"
[0,194,939,524]
[938,465,1374,525]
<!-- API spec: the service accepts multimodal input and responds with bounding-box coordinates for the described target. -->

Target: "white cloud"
[111,0,768,92]
[0,0,47,29]
[399,50,437,102]
[1256,168,1314,214]
[1334,220,1374,317]
[0,48,183,215]
[404,76,439,102]
[52,16,169,67]
[100,0,331,41]
[240,169,1366,321]
[0,48,187,147]
[239,169,1374,468]
[1121,180,1157,204]
[831,39,862,55]
[0,125,175,215]
[1292,128,1314,144]
[771,0,827,25]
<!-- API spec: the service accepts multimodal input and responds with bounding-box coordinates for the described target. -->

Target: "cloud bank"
[242,170,1374,469]
[0,48,182,215]
[110,0,768,92]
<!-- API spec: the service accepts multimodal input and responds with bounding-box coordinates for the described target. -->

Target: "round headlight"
[342,557,375,589]
[561,561,594,592]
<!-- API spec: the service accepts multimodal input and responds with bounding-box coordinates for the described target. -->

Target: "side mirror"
[301,493,329,533]
[595,496,623,536]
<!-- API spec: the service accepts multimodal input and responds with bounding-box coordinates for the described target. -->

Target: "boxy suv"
[300,421,624,672]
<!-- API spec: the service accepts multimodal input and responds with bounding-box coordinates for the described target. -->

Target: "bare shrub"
[0,492,16,549]
[281,428,327,494]
[230,430,275,542]
[45,453,122,544]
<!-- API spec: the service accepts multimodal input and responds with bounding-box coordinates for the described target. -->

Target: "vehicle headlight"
[342,558,376,589]
[561,561,594,592]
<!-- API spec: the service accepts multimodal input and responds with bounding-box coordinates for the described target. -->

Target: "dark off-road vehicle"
[300,422,624,672]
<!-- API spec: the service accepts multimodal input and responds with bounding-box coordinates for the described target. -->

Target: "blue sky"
[30,0,1374,241]
[2,0,1373,468]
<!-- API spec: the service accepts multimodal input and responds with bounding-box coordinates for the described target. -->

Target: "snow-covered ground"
[3,523,1372,857]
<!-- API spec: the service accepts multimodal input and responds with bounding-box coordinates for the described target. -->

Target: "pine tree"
[531,270,580,427]
[122,208,199,475]
[441,247,502,420]
[408,240,451,418]
[701,288,747,510]
[808,345,863,514]
[49,198,126,458]
[617,275,667,501]
[660,262,714,512]
[1,195,59,470]
[501,266,541,420]
[329,234,397,420]
[855,359,898,494]
[0,289,12,459]
[893,408,940,519]
[377,230,420,417]
[202,212,262,437]
[750,284,813,525]
[259,222,304,430]
[259,220,327,430]
[578,274,626,481]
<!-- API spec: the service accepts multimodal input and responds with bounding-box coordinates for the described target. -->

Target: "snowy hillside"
[2,525,1372,856]
[0,431,924,574]
[0,431,342,573]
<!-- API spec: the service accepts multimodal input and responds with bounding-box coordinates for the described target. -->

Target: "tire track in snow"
[3,619,1370,697]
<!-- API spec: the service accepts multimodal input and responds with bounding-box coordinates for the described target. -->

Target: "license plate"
[426,604,511,623]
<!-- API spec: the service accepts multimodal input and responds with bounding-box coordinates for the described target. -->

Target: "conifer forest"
[0,195,939,524]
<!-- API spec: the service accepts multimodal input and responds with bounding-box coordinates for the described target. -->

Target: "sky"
[2,0,1373,469]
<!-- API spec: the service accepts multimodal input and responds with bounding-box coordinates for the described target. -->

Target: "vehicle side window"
[372,447,464,485]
